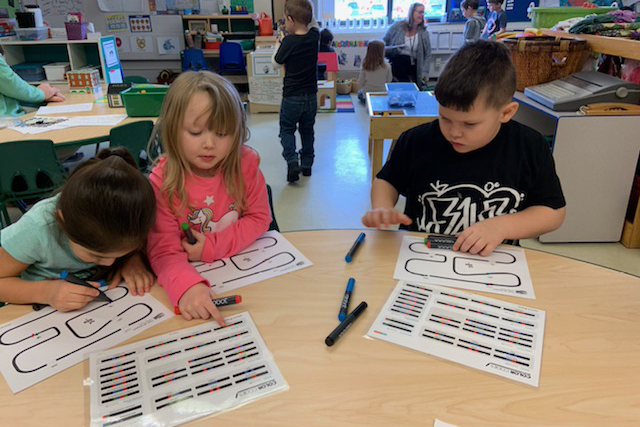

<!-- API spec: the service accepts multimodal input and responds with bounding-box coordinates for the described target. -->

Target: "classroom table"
[0,229,638,426]
[367,91,439,181]
[0,84,156,148]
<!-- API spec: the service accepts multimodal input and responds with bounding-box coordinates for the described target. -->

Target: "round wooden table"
[0,230,638,426]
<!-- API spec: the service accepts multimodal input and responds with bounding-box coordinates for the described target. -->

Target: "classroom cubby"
[0,38,109,82]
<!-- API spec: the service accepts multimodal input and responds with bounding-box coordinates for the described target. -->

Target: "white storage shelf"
[0,38,108,83]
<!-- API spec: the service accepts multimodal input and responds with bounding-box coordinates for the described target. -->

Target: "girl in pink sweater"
[147,71,271,324]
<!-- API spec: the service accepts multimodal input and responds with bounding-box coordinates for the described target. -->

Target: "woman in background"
[383,2,432,89]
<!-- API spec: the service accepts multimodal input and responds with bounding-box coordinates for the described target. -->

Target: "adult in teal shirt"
[0,49,65,116]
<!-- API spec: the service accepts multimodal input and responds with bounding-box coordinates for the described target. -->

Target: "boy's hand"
[177,283,226,326]
[39,83,65,102]
[362,207,412,229]
[111,252,155,296]
[45,279,100,312]
[181,228,206,261]
[453,217,505,256]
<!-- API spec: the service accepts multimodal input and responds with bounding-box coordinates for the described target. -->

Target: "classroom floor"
[6,95,638,277]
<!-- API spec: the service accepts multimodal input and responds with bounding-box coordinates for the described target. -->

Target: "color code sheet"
[367,281,545,386]
[89,311,288,426]
[394,235,536,299]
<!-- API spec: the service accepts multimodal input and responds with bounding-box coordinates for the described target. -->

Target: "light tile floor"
[246,96,640,277]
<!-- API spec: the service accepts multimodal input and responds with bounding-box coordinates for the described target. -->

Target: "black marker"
[338,277,355,321]
[325,301,368,347]
[61,270,112,303]
[345,232,365,263]
[174,295,242,315]
[425,234,456,250]
[181,222,197,245]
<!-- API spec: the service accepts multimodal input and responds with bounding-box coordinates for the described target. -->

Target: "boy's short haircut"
[285,0,313,26]
[488,0,504,4]
[461,0,479,10]
[434,40,516,111]
[320,28,333,45]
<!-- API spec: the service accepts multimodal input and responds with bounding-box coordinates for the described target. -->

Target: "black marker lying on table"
[32,271,112,311]
[174,295,243,315]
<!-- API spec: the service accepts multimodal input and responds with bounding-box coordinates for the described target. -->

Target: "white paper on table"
[36,103,94,115]
[368,281,545,387]
[394,235,536,299]
[88,311,288,427]
[435,420,459,427]
[65,114,127,126]
[0,286,174,393]
[192,231,312,294]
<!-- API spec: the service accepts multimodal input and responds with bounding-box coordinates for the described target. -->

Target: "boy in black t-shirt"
[362,41,566,256]
[273,0,319,183]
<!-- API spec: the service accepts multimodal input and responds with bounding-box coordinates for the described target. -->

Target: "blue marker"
[345,232,365,263]
[339,278,355,321]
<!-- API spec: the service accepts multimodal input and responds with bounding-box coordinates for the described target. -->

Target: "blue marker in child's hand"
[61,270,113,303]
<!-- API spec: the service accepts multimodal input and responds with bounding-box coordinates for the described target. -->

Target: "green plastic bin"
[530,6,616,29]
[120,86,169,117]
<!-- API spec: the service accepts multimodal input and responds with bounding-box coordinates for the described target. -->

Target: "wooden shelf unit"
[182,14,256,37]
[0,37,111,82]
[540,29,640,61]
[540,29,640,246]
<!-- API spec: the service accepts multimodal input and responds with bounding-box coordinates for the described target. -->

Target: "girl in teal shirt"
[0,49,65,116]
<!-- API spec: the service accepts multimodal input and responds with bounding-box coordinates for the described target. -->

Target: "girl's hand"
[45,279,100,312]
[453,217,505,256]
[111,252,155,295]
[181,228,206,261]
[177,283,226,326]
[362,207,412,229]
[39,83,65,102]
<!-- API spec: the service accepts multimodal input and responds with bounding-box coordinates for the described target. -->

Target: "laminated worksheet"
[88,311,288,426]
[367,281,545,387]
[0,286,173,393]
[192,231,312,294]
[394,235,535,299]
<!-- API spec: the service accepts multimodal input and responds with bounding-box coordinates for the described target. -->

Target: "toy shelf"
[540,29,640,61]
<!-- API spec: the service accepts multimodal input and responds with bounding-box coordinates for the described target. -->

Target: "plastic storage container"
[65,22,87,40]
[43,62,70,81]
[530,6,616,29]
[11,62,48,82]
[15,26,48,41]
[120,86,169,117]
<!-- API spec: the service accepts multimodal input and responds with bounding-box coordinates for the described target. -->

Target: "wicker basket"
[503,36,589,91]
[336,80,352,94]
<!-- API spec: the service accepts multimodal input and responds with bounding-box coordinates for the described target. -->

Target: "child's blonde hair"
[158,71,249,213]
[362,40,386,72]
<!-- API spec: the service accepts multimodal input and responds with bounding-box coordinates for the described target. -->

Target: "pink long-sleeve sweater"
[147,146,271,305]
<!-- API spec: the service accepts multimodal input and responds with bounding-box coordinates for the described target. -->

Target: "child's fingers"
[398,213,413,225]
[208,289,227,326]
[107,272,121,289]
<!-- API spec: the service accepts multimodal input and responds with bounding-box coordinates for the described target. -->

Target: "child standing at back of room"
[481,0,507,40]
[146,71,271,325]
[357,40,392,104]
[461,0,486,43]
[317,28,335,80]
[362,41,566,256]
[272,0,319,183]
[0,147,157,311]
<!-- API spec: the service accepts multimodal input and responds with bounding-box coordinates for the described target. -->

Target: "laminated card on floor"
[88,311,288,426]
[394,235,536,299]
[367,281,545,386]
[191,231,312,294]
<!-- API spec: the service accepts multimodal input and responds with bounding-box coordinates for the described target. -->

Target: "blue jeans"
[279,93,317,168]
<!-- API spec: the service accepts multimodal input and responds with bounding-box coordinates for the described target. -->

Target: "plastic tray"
[530,6,616,29]
[120,86,169,117]
[15,26,48,41]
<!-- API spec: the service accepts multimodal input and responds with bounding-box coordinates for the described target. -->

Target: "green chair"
[123,75,149,84]
[0,140,67,229]
[109,120,155,172]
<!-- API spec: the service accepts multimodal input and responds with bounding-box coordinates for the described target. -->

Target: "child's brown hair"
[284,0,313,26]
[362,41,386,72]
[55,146,156,253]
